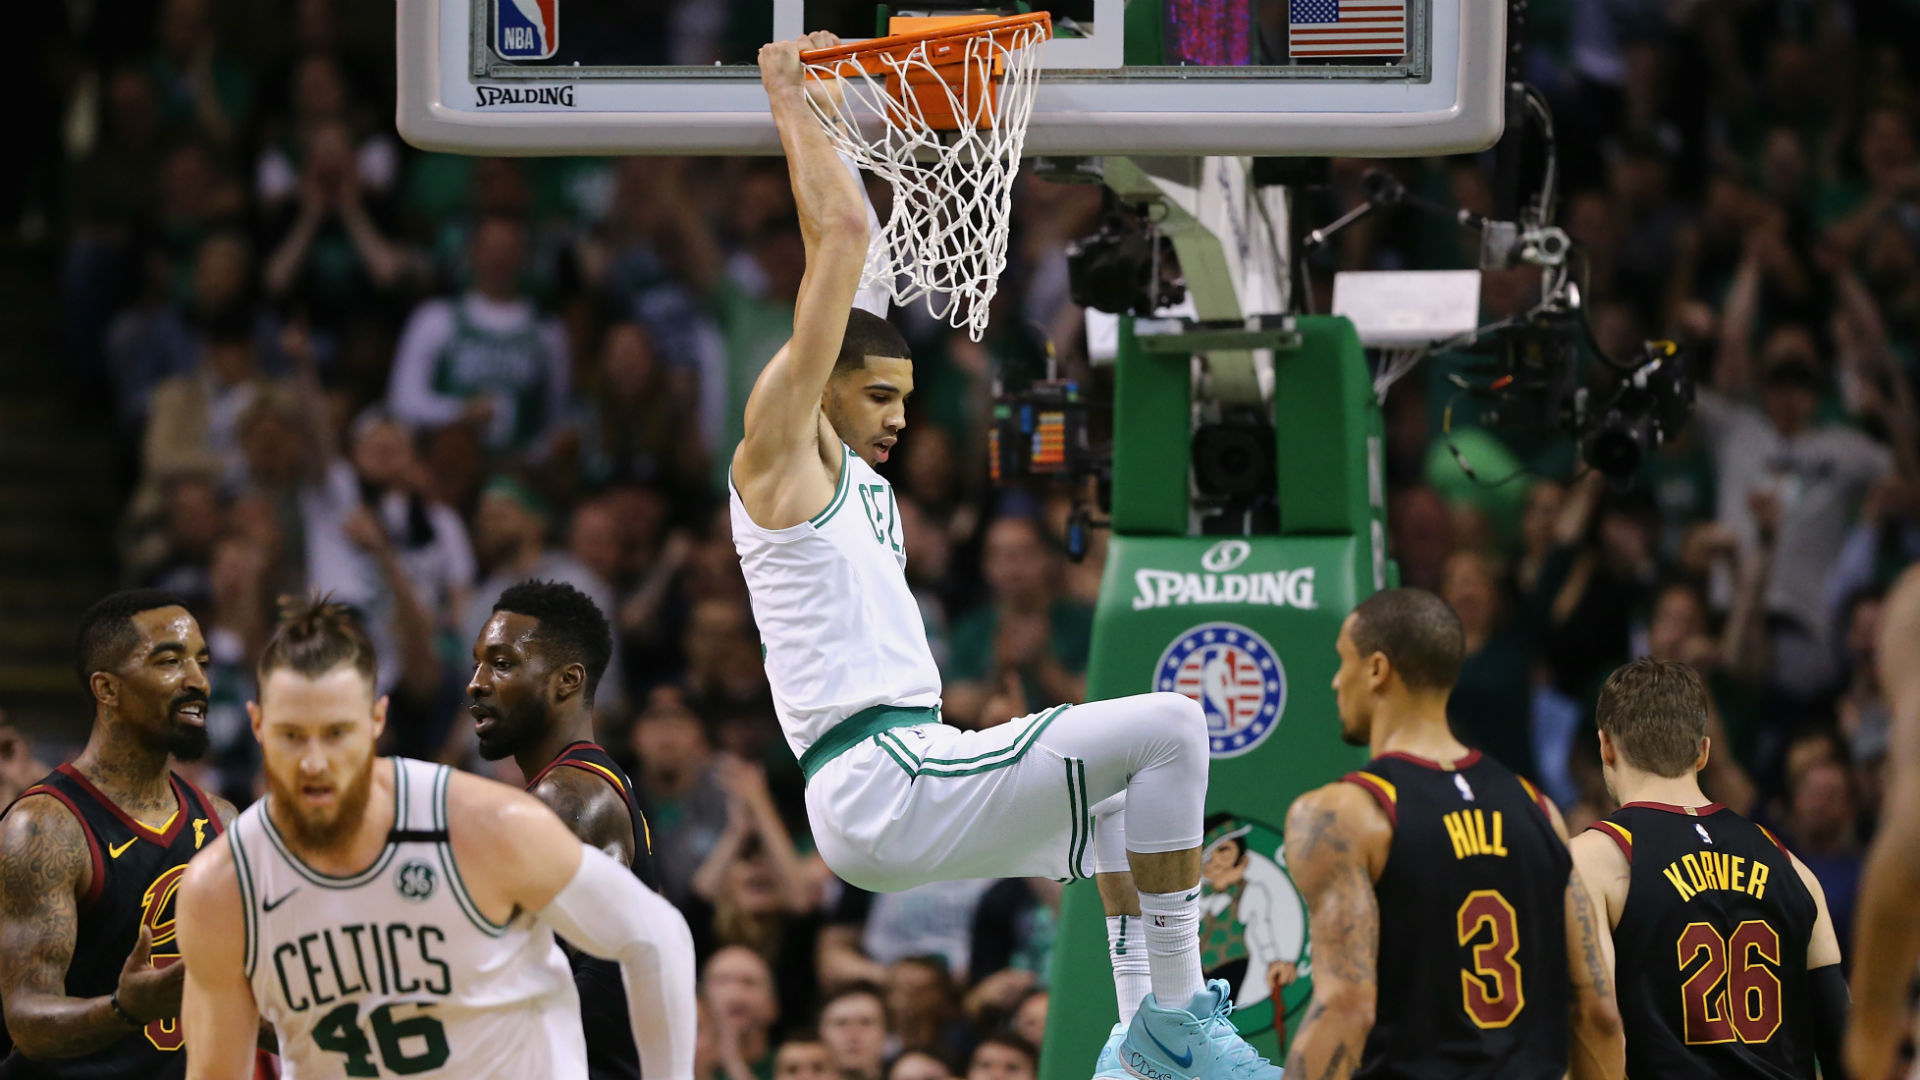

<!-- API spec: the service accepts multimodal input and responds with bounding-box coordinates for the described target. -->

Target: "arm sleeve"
[536,845,697,1080]
[1807,962,1850,1080]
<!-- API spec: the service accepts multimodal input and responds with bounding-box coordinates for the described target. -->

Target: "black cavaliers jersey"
[1588,802,1819,1080]
[1342,751,1571,1080]
[527,742,655,1080]
[0,765,224,1080]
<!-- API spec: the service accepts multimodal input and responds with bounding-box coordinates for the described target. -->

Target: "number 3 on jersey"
[1457,890,1524,1028]
[859,484,901,552]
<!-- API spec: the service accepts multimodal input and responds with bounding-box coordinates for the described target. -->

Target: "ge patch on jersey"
[494,0,558,59]
[396,860,437,902]
[1155,621,1286,758]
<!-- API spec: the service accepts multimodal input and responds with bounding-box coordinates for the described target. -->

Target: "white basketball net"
[802,20,1049,340]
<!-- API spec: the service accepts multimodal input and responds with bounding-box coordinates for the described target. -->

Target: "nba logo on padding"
[494,0,558,60]
[1155,622,1287,759]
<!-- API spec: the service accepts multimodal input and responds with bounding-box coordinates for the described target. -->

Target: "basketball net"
[800,15,1051,341]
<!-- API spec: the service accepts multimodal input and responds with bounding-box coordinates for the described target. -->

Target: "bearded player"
[1571,658,1845,1080]
[0,590,238,1078]
[469,580,656,1080]
[173,598,695,1079]
[732,35,1273,1078]
[1283,589,1624,1080]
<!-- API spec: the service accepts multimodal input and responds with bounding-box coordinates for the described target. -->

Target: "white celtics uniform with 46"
[227,758,586,1078]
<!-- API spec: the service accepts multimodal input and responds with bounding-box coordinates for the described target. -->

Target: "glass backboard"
[398,0,1505,157]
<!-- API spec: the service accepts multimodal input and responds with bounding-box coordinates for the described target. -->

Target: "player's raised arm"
[735,33,871,479]
[1848,565,1920,1080]
[177,841,261,1080]
[453,775,697,1080]
[1282,782,1390,1080]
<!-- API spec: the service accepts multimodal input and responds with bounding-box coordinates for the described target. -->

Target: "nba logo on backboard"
[1155,622,1287,759]
[494,0,558,60]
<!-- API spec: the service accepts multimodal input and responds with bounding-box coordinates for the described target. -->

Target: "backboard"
[397,0,1506,157]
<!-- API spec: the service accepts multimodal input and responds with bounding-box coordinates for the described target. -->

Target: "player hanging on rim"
[173,598,696,1079]
[1570,657,1846,1080]
[0,589,241,1079]
[1282,588,1625,1080]
[731,34,1279,1079]
[467,579,658,1080]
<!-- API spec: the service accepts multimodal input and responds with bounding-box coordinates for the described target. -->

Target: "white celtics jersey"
[730,442,942,758]
[227,757,587,1078]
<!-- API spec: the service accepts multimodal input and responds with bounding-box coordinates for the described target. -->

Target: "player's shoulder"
[446,765,564,841]
[179,824,239,904]
[1286,778,1394,851]
[0,790,93,898]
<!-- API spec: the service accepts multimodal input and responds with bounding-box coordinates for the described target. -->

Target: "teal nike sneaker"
[1116,980,1283,1080]
[1092,1021,1128,1079]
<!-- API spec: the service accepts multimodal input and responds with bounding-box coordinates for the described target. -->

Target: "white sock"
[1107,915,1151,1025]
[1138,888,1206,1008]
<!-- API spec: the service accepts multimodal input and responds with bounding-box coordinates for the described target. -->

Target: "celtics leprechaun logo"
[1199,812,1311,1037]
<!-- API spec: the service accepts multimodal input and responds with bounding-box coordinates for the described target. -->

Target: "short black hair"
[493,580,613,703]
[835,309,911,376]
[818,980,891,1027]
[76,589,190,691]
[1348,588,1465,694]
[971,1033,1038,1069]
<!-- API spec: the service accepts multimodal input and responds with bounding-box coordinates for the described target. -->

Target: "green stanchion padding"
[1039,318,1381,1074]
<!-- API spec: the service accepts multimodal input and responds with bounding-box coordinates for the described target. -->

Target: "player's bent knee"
[1151,691,1209,759]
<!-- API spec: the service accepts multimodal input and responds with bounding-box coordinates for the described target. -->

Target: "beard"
[1338,719,1370,747]
[269,751,377,852]
[474,697,548,761]
[165,723,212,761]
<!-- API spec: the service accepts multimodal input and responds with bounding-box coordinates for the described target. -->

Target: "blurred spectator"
[388,215,570,458]
[303,408,474,711]
[630,688,730,906]
[772,1033,836,1080]
[944,515,1091,727]
[1708,242,1917,696]
[1008,991,1048,1053]
[0,717,49,808]
[689,754,820,1026]
[561,322,708,501]
[139,310,275,488]
[1780,752,1863,962]
[888,957,974,1062]
[262,118,416,331]
[966,878,1057,1000]
[681,595,773,732]
[821,880,995,990]
[145,0,252,145]
[889,1050,957,1080]
[1387,485,1454,591]
[965,1035,1037,1080]
[127,473,224,606]
[817,982,889,1080]
[1531,473,1659,707]
[1439,548,1536,777]
[704,946,781,1080]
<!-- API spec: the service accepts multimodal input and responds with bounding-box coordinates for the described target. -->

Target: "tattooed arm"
[1549,804,1626,1080]
[209,794,239,829]
[0,795,180,1058]
[531,769,636,867]
[1283,782,1391,1080]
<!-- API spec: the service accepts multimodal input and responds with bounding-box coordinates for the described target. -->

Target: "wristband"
[108,991,141,1028]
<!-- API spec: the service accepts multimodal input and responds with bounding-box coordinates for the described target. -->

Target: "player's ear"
[1364,650,1390,692]
[555,661,586,701]
[246,699,262,738]
[1596,728,1618,768]
[90,670,118,709]
[1694,735,1711,773]
[371,695,389,738]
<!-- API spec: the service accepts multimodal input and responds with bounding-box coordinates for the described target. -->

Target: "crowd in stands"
[0,0,1916,1068]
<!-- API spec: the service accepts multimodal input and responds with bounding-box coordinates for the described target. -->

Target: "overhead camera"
[1065,202,1187,316]
[1582,342,1694,480]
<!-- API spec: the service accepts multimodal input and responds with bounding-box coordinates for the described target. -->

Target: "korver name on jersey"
[1661,852,1771,902]
[271,922,453,1013]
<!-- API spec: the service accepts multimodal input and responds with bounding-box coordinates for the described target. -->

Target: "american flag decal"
[1288,0,1407,59]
